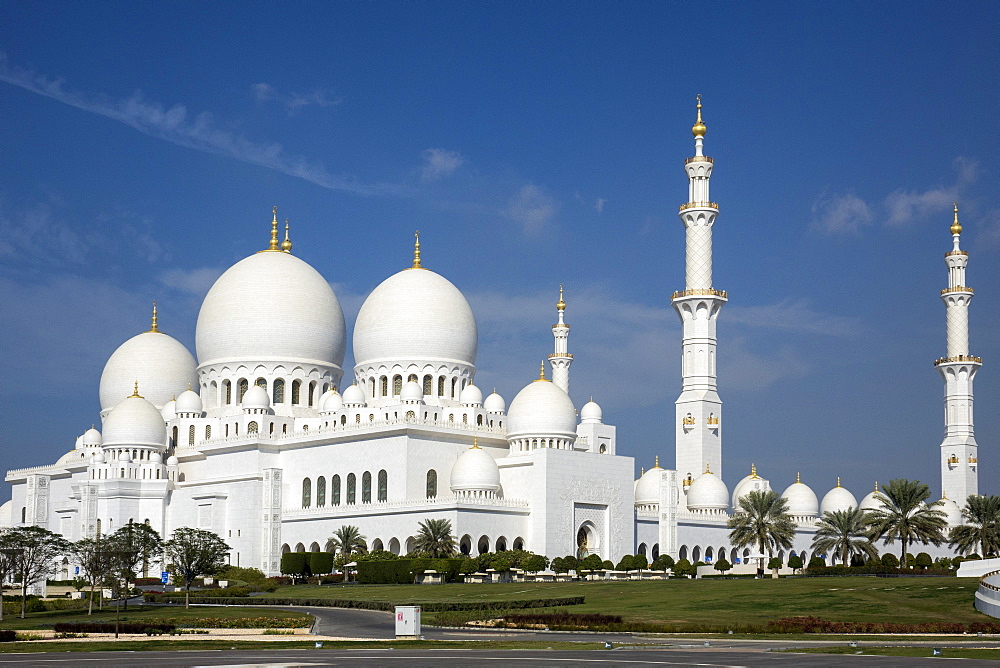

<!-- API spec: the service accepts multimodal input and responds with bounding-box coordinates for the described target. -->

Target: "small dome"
[175,389,203,415]
[732,465,770,509]
[92,451,105,464]
[161,399,177,421]
[580,399,602,424]
[242,385,270,410]
[342,384,366,406]
[782,476,819,517]
[859,484,885,511]
[400,380,424,403]
[150,452,162,463]
[506,377,577,440]
[99,330,197,414]
[634,465,663,505]
[82,427,103,447]
[460,383,483,406]
[687,469,729,510]
[118,451,132,463]
[102,394,168,449]
[450,444,501,494]
[167,455,179,466]
[820,481,858,515]
[320,389,343,413]
[939,496,964,525]
[484,391,506,413]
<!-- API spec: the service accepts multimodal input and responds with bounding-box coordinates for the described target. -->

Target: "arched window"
[273,379,285,404]
[362,471,372,503]
[96,518,101,536]
[269,422,274,435]
[451,377,458,397]
[406,410,415,419]
[378,469,387,502]
[21,507,26,524]
[316,476,326,507]
[332,475,341,505]
[381,376,388,397]
[171,426,178,449]
[438,377,445,396]
[225,424,229,437]
[301,478,311,508]
[369,378,376,397]
[477,415,483,426]
[340,415,347,426]
[426,469,437,498]
[205,425,212,440]
[255,377,267,389]
[308,381,317,407]
[291,380,301,405]
[248,421,258,434]
[423,375,433,396]
[392,375,402,395]
[188,425,195,445]
[346,473,356,504]
[223,380,232,405]
[407,373,418,384]
[237,378,249,402]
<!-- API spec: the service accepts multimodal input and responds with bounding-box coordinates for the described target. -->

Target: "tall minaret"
[936,203,981,502]
[549,285,573,394]
[672,96,727,482]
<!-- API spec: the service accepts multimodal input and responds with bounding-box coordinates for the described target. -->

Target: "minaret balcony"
[548,353,573,359]
[706,417,720,431]
[947,455,960,469]
[679,201,719,212]
[672,288,728,300]
[682,415,696,432]
[941,286,974,294]
[945,250,969,257]
[969,456,978,469]
[684,156,714,164]
[933,355,982,366]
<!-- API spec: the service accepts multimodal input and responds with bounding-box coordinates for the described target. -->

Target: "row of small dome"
[100,227,483,415]
[635,464,964,523]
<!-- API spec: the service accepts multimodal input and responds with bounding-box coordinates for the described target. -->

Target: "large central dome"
[353,266,477,368]
[196,250,346,367]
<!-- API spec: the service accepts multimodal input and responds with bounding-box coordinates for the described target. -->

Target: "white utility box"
[395,605,421,639]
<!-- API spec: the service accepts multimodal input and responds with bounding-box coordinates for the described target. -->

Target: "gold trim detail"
[945,250,969,257]
[934,354,982,366]
[672,288,728,299]
[679,201,719,212]
[685,156,714,164]
[941,286,974,294]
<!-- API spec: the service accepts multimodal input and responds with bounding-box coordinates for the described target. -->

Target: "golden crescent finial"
[149,300,159,333]
[654,455,660,469]
[951,202,963,235]
[281,219,293,252]
[130,380,142,398]
[535,361,548,381]
[796,472,801,483]
[750,463,758,478]
[411,230,423,269]
[837,476,841,487]
[874,480,879,492]
[261,206,281,252]
[557,284,566,311]
[705,462,711,474]
[692,94,707,138]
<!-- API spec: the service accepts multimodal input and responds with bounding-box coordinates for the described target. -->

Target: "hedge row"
[143,594,585,612]
[766,616,1000,634]
[356,558,467,584]
[803,565,956,577]
[0,630,15,643]
[505,612,622,627]
[54,622,176,634]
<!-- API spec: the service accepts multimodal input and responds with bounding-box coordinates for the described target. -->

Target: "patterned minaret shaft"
[549,285,572,393]
[672,96,726,481]
[937,203,980,501]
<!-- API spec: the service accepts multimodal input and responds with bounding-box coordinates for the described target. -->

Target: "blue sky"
[1,2,998,502]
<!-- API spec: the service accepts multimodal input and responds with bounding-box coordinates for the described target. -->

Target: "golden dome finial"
[130,380,143,398]
[705,462,712,474]
[654,455,660,469]
[692,94,707,138]
[837,476,841,487]
[535,361,548,381]
[556,284,566,311]
[149,300,159,333]
[281,220,293,252]
[266,206,281,251]
[472,435,479,449]
[411,230,423,269]
[641,467,645,476]
[951,202,963,235]
[874,480,879,492]
[943,489,948,500]
[796,472,801,483]
[750,463,758,478]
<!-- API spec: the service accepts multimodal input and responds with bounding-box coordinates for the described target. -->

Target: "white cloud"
[420,148,465,181]
[251,82,341,114]
[726,299,861,337]
[507,184,558,235]
[811,192,872,235]
[159,267,225,297]
[976,207,1000,248]
[594,197,608,214]
[0,54,410,198]
[884,157,978,227]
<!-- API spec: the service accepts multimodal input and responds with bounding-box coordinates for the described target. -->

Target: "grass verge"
[0,639,603,653]
[0,605,312,630]
[783,646,1000,659]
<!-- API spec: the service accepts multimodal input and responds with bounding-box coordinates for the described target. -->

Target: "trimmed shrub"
[601,560,614,570]
[807,556,826,569]
[0,631,15,643]
[915,552,933,570]
[673,558,695,577]
[280,552,310,577]
[651,555,674,571]
[767,557,782,570]
[143,594,584,612]
[787,555,804,572]
[308,552,334,575]
[54,622,175,634]
[714,558,732,574]
[881,553,900,568]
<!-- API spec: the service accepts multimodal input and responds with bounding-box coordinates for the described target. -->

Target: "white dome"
[175,389,203,415]
[580,399,602,424]
[342,384,366,406]
[460,383,483,406]
[732,467,771,509]
[939,497,964,525]
[242,385,270,410]
[687,470,730,510]
[167,455,179,466]
[634,466,663,506]
[859,485,885,511]
[820,482,858,515]
[118,451,132,463]
[506,377,577,439]
[102,394,167,449]
[99,330,197,413]
[782,477,819,517]
[161,399,177,421]
[320,389,343,413]
[484,391,506,413]
[82,427,102,447]
[92,451,105,464]
[150,452,162,464]
[353,267,477,368]
[450,445,501,494]
[400,380,424,403]
[196,250,346,368]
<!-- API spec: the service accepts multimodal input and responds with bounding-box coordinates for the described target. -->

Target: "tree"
[673,558,696,577]
[949,495,1000,558]
[523,554,548,572]
[580,554,603,571]
[164,528,231,609]
[807,555,826,569]
[615,555,636,571]
[71,537,115,615]
[5,526,70,618]
[881,552,899,568]
[767,556,782,571]
[727,490,796,563]
[633,554,648,570]
[328,525,367,559]
[0,530,19,622]
[652,555,674,571]
[787,554,803,574]
[551,557,566,573]
[811,507,878,568]
[411,519,455,558]
[107,521,162,611]
[714,558,732,575]
[914,552,933,570]
[865,478,947,567]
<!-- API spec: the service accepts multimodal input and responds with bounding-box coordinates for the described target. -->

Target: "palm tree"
[865,478,946,567]
[727,490,796,566]
[949,495,1000,558]
[329,525,367,558]
[811,507,878,567]
[412,518,456,557]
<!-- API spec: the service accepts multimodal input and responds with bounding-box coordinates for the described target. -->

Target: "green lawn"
[786,647,1000,660]
[266,577,984,626]
[0,604,312,630]
[0,640,603,653]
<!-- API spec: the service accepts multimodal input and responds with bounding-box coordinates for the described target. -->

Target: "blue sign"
[161,571,169,584]
[74,566,79,574]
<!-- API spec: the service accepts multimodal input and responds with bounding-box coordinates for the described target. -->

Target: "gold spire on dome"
[691,94,707,138]
[534,361,549,382]
[472,436,480,449]
[750,463,759,478]
[556,284,566,311]
[654,455,661,469]
[130,381,143,398]
[705,463,712,474]
[410,230,424,269]
[951,202,963,235]
[187,383,191,391]
[641,467,645,476]
[796,472,801,483]
[259,206,281,252]
[874,481,879,492]
[281,220,293,252]
[148,301,159,332]
[837,476,842,487]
